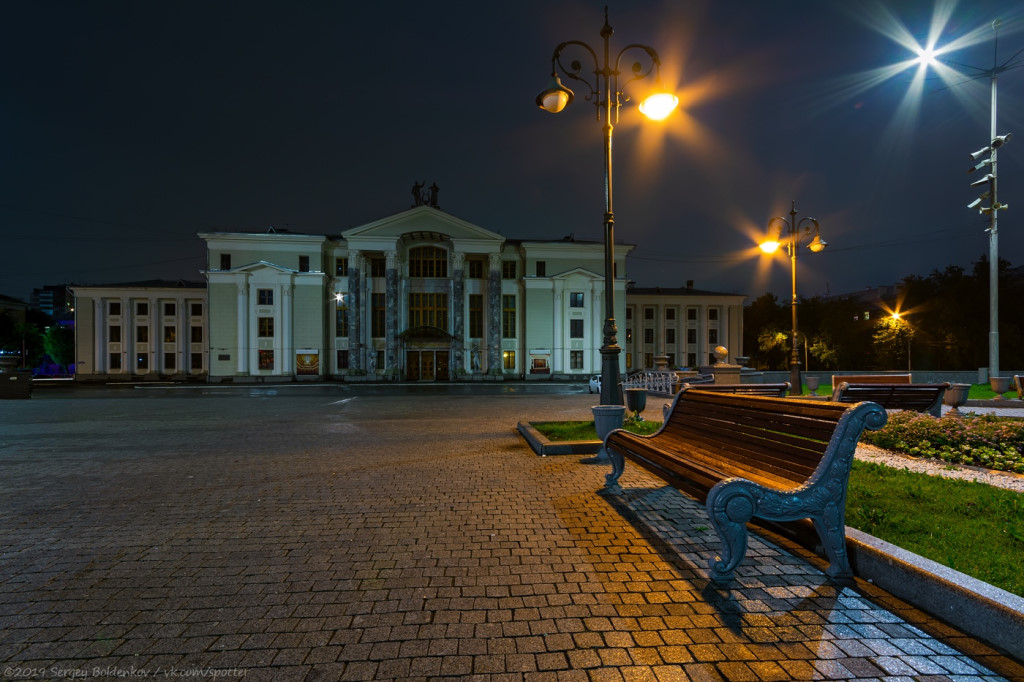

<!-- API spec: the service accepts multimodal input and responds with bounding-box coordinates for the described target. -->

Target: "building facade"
[199,206,637,382]
[623,285,746,371]
[70,282,208,379]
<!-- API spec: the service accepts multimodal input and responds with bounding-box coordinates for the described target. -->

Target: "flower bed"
[862,411,1024,474]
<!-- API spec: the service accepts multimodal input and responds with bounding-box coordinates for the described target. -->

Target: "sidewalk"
[0,386,1021,680]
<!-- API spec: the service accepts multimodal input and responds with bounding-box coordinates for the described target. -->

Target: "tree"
[873,316,915,370]
[44,325,75,368]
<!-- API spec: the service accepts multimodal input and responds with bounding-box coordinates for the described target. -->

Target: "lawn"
[532,415,1024,597]
[795,382,1018,400]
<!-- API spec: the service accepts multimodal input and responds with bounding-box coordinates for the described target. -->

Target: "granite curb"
[516,422,1024,662]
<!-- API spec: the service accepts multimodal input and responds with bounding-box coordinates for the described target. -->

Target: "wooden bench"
[831,382,950,417]
[831,373,911,391]
[605,388,887,583]
[1014,375,1023,400]
[661,383,791,420]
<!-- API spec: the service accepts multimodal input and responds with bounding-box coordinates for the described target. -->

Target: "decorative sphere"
[714,346,729,362]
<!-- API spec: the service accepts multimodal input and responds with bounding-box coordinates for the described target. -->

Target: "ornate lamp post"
[759,201,827,395]
[536,7,677,407]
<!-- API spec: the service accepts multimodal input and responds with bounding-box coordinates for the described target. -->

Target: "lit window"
[408,293,448,331]
[570,350,584,370]
[502,295,516,338]
[502,260,517,279]
[258,317,274,338]
[409,246,448,278]
[502,350,516,370]
[164,326,176,343]
[258,350,274,370]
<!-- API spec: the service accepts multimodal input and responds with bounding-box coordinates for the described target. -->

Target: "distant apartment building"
[30,285,72,318]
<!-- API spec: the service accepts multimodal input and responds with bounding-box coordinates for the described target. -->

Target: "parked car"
[589,375,601,393]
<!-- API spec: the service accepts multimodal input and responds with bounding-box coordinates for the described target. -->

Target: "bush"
[862,411,1024,474]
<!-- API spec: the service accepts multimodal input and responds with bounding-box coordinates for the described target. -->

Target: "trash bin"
[624,388,647,420]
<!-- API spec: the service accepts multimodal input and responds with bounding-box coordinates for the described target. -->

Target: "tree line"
[743,257,1023,372]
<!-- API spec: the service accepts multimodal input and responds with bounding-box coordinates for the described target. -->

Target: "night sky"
[2,0,1022,304]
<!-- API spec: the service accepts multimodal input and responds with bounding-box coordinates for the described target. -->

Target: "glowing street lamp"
[536,7,678,408]
[760,201,827,395]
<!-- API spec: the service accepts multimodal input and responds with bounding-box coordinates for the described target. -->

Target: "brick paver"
[0,384,1021,681]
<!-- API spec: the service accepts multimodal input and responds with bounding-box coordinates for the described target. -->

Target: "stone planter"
[990,377,1011,399]
[624,388,647,420]
[805,376,820,396]
[587,405,626,464]
[943,383,970,415]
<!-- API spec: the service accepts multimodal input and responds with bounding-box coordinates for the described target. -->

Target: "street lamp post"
[759,201,827,395]
[536,7,677,408]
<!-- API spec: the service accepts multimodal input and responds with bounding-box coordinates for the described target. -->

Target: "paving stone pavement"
[1,384,1022,682]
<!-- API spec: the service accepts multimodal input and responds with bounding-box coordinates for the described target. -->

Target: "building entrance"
[405,350,449,381]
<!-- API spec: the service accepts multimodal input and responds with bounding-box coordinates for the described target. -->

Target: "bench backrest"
[831,373,911,390]
[831,382,949,413]
[685,383,790,397]
[1015,375,1023,400]
[665,388,859,487]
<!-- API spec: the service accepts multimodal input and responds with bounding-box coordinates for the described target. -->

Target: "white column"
[93,298,103,371]
[236,283,248,375]
[590,280,602,372]
[282,287,293,376]
[552,281,563,373]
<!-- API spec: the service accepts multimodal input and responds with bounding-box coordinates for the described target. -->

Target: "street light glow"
[759,240,780,254]
[638,92,680,120]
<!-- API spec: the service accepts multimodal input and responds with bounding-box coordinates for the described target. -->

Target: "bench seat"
[831,382,950,417]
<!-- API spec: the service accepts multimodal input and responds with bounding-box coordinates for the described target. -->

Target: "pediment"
[343,206,505,245]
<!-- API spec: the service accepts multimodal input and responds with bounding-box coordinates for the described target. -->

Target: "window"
[644,328,654,344]
[257,289,274,305]
[502,295,516,338]
[336,302,348,337]
[468,259,484,279]
[336,258,349,277]
[644,352,654,368]
[408,293,448,330]
[190,354,203,370]
[688,353,697,367]
[164,354,176,371]
[258,350,274,370]
[336,349,349,370]
[109,353,122,370]
[708,329,718,344]
[136,326,148,343]
[371,293,386,337]
[136,302,148,316]
[708,308,719,321]
[164,326,176,343]
[687,308,697,321]
[299,255,310,272]
[468,294,483,338]
[502,350,516,370]
[626,328,632,343]
[109,302,121,316]
[164,302,176,316]
[569,319,584,338]
[666,329,675,344]
[258,317,274,338]
[136,353,148,370]
[376,350,385,371]
[220,253,231,270]
[570,350,584,370]
[371,258,386,277]
[644,307,654,320]
[109,325,121,343]
[626,352,633,369]
[409,246,448,278]
[191,326,203,343]
[687,329,697,344]
[536,261,546,277]
[666,308,676,320]
[569,292,584,308]
[626,308,632,320]
[666,353,676,366]
[190,303,203,316]
[502,260,517,279]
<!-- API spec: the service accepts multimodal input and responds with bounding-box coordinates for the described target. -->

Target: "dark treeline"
[743,257,1023,372]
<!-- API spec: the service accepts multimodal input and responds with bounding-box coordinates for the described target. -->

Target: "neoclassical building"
[200,205,635,381]
[69,204,746,383]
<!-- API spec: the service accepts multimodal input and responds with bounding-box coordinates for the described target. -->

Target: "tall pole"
[988,21,1000,379]
[599,15,621,407]
[787,203,801,394]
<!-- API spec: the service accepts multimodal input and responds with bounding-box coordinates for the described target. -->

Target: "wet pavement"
[1,383,1021,681]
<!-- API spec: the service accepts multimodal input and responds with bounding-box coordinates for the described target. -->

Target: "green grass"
[532,418,1024,597]
[847,460,1024,597]
[531,419,662,441]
